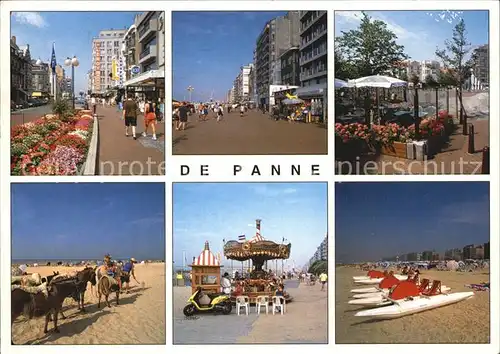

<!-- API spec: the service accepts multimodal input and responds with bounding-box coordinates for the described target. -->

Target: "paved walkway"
[337,119,489,175]
[173,109,327,155]
[96,105,165,175]
[173,279,327,344]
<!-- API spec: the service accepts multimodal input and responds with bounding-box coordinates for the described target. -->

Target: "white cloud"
[13,12,47,28]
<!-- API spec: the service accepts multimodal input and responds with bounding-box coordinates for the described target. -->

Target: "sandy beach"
[335,267,490,344]
[173,279,328,344]
[12,263,166,345]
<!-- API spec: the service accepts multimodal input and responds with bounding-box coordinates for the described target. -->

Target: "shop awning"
[124,69,165,87]
[296,83,327,98]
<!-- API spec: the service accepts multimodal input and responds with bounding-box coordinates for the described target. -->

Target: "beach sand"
[12,263,166,345]
[335,267,490,344]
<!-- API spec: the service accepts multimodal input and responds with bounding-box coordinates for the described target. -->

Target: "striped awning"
[193,241,220,266]
[248,232,264,243]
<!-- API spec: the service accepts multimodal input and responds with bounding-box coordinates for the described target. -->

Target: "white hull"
[352,286,451,299]
[351,287,380,294]
[354,292,474,319]
[353,275,408,284]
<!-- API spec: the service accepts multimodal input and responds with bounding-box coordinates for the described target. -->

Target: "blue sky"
[12,183,165,261]
[335,10,489,61]
[335,182,489,263]
[11,11,139,93]
[173,183,327,269]
[172,11,286,102]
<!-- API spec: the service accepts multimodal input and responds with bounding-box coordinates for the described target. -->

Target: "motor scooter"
[183,287,232,316]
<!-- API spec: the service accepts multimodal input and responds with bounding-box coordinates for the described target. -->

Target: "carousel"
[223,219,292,303]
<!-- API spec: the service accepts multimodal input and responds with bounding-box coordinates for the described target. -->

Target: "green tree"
[424,74,438,89]
[435,19,471,134]
[335,12,408,77]
[334,49,358,80]
[308,260,327,275]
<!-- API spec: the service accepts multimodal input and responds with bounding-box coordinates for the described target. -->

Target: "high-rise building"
[31,59,50,95]
[298,11,327,87]
[233,64,254,103]
[255,11,300,106]
[91,29,127,94]
[484,242,490,259]
[463,244,475,260]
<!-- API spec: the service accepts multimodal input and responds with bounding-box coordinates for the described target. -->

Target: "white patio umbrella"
[334,78,349,89]
[351,75,408,88]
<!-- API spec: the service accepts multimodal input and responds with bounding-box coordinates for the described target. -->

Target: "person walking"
[142,98,157,140]
[121,257,140,294]
[240,104,245,117]
[319,272,328,291]
[177,102,189,130]
[123,93,139,139]
[216,105,224,122]
[91,96,97,115]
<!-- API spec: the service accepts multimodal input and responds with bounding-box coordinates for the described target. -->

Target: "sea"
[11,258,163,266]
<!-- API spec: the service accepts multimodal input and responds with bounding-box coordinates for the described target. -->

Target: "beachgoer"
[177,103,189,130]
[216,105,224,122]
[142,98,157,140]
[123,93,139,139]
[240,104,245,117]
[319,272,328,291]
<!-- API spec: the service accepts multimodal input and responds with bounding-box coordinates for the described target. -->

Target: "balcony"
[300,69,327,82]
[138,18,158,42]
[139,45,157,64]
[300,11,327,34]
[300,29,327,50]
[300,49,327,66]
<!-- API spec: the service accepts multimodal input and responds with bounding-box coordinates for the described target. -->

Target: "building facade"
[473,44,489,88]
[255,11,300,106]
[31,59,50,95]
[91,29,127,94]
[420,60,441,82]
[11,36,32,103]
[299,11,327,87]
[280,46,300,86]
[122,11,165,99]
[307,234,328,269]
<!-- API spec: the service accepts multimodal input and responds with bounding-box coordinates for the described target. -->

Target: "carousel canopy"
[192,241,220,267]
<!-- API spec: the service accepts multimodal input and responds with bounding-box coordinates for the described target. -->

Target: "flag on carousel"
[238,234,246,242]
[50,42,57,74]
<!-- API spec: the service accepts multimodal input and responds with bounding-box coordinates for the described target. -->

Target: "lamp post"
[187,85,194,102]
[64,56,79,109]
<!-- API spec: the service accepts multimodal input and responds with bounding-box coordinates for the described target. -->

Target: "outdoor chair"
[236,295,250,316]
[255,295,269,315]
[272,296,286,315]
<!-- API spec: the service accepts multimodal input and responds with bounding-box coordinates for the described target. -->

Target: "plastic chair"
[272,296,285,315]
[236,295,249,316]
[255,295,269,315]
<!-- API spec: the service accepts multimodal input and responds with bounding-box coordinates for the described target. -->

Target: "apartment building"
[473,44,489,87]
[255,11,300,106]
[420,60,441,82]
[233,64,254,103]
[298,11,327,87]
[91,29,127,94]
[123,11,165,98]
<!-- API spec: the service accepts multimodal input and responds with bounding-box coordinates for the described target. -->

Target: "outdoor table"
[393,110,428,118]
[337,115,365,124]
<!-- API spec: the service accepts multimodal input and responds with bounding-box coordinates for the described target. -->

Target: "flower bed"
[335,111,454,160]
[11,113,94,175]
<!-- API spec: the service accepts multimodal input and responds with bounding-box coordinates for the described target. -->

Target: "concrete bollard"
[406,142,416,160]
[467,124,475,154]
[481,146,489,174]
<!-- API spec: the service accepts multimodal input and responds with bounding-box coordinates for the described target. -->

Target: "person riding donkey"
[97,254,122,291]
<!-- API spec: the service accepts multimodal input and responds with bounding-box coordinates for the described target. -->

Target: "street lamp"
[64,56,79,109]
[187,85,194,102]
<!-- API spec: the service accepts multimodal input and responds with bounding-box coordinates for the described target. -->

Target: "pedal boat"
[354,280,474,319]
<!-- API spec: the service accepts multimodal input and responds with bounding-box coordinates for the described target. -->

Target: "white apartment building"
[233,63,254,103]
[91,29,127,94]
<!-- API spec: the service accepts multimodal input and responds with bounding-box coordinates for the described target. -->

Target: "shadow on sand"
[14,292,145,345]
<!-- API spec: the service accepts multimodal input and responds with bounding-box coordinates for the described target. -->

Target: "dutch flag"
[238,235,246,242]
